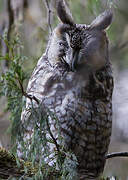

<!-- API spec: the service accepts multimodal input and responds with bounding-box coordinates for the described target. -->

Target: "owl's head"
[56,0,113,72]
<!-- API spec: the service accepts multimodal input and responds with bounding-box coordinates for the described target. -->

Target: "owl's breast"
[42,66,113,178]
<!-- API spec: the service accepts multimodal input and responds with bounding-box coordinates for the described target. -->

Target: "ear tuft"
[90,10,113,30]
[54,24,72,38]
[56,0,75,26]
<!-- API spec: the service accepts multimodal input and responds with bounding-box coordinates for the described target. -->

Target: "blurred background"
[0,0,128,179]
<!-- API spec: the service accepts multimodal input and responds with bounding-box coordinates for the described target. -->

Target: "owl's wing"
[21,54,52,122]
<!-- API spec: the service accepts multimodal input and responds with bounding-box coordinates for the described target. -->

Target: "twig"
[43,0,53,34]
[7,0,14,37]
[16,76,40,105]
[111,40,128,53]
[119,40,128,50]
[46,117,60,153]
[106,152,128,159]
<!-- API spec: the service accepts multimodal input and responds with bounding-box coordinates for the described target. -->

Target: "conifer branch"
[0,147,59,179]
[46,118,60,153]
[16,75,61,154]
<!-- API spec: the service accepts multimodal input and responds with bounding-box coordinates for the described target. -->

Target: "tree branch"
[0,0,28,72]
[106,152,128,159]
[43,0,53,34]
[16,76,40,105]
[111,40,128,54]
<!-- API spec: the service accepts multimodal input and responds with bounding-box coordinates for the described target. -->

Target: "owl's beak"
[71,49,80,71]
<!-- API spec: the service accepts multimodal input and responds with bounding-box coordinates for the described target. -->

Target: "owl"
[20,0,114,179]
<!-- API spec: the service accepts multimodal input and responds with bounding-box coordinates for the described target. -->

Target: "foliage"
[0,31,78,180]
[0,30,28,150]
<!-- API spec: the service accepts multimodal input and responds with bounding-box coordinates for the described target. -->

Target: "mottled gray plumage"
[20,1,114,179]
